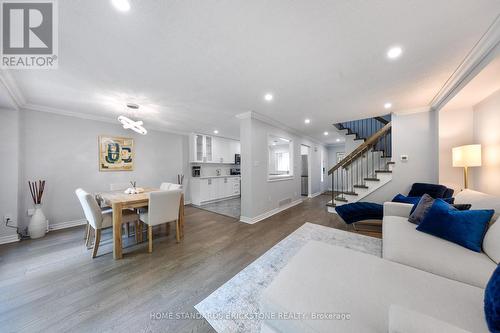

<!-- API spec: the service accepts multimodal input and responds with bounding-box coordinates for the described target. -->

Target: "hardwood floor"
[0,194,380,333]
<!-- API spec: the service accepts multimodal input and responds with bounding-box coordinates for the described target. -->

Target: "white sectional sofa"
[260,189,499,332]
[383,189,499,288]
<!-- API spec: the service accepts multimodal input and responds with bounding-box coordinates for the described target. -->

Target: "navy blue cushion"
[416,199,493,252]
[393,194,454,213]
[485,265,500,332]
[443,188,455,199]
[408,183,449,199]
[335,202,383,224]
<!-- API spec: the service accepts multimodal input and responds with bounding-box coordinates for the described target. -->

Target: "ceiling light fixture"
[336,138,341,142]
[264,93,274,102]
[324,131,329,136]
[118,116,147,135]
[213,130,219,134]
[118,103,147,135]
[111,0,131,12]
[387,46,402,59]
[304,118,310,124]
[384,102,392,109]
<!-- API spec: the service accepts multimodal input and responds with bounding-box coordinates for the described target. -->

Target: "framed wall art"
[99,136,134,171]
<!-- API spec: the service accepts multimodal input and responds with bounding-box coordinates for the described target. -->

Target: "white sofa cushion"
[383,215,496,288]
[455,189,500,221]
[388,304,471,333]
[260,241,487,333]
[455,189,500,263]
[483,218,500,264]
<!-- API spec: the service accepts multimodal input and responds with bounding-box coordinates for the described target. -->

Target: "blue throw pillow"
[392,194,421,205]
[392,194,454,213]
[485,265,500,332]
[417,199,493,252]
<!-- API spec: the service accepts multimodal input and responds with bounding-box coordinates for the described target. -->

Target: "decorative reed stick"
[28,180,45,205]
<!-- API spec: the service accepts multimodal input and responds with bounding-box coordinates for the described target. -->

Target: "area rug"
[194,222,382,333]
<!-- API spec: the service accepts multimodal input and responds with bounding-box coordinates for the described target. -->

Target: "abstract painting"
[99,136,134,171]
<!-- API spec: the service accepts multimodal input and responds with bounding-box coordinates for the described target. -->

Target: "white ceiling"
[1,0,500,143]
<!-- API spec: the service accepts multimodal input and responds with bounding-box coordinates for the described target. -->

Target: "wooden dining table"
[97,187,185,259]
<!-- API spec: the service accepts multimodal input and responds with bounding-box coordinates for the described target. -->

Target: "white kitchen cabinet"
[212,137,235,164]
[190,134,213,162]
[190,176,241,205]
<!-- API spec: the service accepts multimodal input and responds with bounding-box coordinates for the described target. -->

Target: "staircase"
[327,116,393,212]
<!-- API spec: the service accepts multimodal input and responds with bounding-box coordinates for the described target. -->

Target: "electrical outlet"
[27,208,35,216]
[4,214,14,225]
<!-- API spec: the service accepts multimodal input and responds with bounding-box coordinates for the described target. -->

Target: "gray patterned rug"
[195,222,382,333]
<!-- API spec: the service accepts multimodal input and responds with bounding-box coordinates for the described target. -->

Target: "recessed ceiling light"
[384,102,392,109]
[387,46,402,59]
[304,118,310,124]
[111,0,130,12]
[213,130,219,134]
[264,93,273,102]
[336,138,341,142]
[324,131,329,136]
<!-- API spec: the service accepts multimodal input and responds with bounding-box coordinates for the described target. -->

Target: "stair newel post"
[371,146,375,178]
[350,162,354,193]
[331,170,335,206]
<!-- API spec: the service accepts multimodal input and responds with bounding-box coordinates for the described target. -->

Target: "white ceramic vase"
[28,205,47,239]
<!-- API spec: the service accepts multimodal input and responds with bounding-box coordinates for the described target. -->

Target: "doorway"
[300,145,310,196]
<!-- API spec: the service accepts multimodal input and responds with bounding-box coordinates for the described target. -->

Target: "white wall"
[17,110,190,230]
[0,108,20,242]
[240,114,325,220]
[472,89,500,195]
[363,111,439,203]
[438,106,474,192]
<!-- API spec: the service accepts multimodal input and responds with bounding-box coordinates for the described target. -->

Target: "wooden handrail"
[328,122,391,175]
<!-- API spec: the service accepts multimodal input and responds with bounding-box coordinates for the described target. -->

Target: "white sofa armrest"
[383,202,413,218]
[389,304,471,333]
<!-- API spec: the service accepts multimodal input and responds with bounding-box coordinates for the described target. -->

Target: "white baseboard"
[308,191,322,198]
[240,199,303,224]
[184,200,192,205]
[49,219,87,231]
[0,233,20,245]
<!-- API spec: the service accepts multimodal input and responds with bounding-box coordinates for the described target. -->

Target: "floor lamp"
[452,144,482,189]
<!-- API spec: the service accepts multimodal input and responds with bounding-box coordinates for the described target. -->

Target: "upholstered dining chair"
[75,188,139,258]
[139,189,182,253]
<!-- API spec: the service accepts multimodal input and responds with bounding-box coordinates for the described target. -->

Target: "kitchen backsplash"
[199,165,239,177]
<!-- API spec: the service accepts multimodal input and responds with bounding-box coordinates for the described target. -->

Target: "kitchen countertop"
[195,175,241,179]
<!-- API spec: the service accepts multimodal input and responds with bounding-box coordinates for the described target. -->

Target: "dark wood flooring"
[0,194,380,333]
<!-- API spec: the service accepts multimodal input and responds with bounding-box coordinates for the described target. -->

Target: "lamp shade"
[452,144,482,167]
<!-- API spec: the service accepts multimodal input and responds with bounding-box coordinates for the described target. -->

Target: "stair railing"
[328,122,392,207]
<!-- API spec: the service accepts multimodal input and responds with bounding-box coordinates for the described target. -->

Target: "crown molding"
[22,103,191,137]
[0,70,26,109]
[430,14,500,112]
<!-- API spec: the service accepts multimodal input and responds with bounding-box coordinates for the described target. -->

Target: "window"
[268,135,293,180]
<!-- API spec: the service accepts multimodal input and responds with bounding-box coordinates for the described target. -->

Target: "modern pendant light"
[118,103,147,135]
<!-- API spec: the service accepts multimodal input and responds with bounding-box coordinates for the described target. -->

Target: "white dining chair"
[139,189,182,253]
[75,188,139,258]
